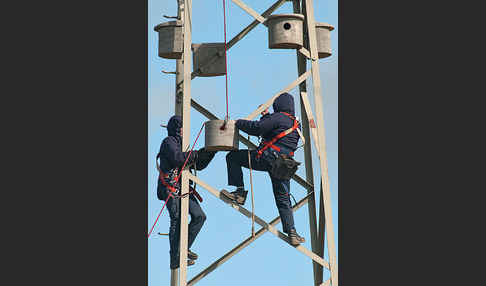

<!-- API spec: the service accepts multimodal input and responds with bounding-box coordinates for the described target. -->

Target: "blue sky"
[148,1,338,285]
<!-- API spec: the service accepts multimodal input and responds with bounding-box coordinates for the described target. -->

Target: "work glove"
[187,149,198,165]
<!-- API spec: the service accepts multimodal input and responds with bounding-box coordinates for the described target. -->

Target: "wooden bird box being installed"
[154,20,183,59]
[315,22,334,59]
[192,43,227,77]
[204,120,239,151]
[266,14,305,49]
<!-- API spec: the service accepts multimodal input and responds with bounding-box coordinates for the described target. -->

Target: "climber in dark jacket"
[156,115,215,269]
[222,93,305,246]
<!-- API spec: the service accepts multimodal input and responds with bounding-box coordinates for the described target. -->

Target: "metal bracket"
[162,70,178,74]
[163,15,179,19]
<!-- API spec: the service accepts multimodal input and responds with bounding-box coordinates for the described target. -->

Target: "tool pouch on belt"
[269,153,301,180]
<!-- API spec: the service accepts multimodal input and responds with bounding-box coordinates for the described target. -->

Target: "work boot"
[287,228,305,246]
[170,260,196,269]
[188,250,198,260]
[221,188,248,205]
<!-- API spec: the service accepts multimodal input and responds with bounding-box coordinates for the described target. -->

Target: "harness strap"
[256,112,299,158]
[159,173,177,193]
[156,152,181,194]
[268,144,294,156]
[156,154,202,202]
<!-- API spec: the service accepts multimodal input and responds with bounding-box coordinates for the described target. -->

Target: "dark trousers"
[164,191,206,269]
[226,149,295,233]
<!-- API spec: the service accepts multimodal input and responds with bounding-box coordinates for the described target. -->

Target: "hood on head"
[167,115,182,137]
[273,92,295,115]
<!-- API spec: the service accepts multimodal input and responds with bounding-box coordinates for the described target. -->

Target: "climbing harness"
[254,112,302,180]
[159,122,205,196]
[157,168,178,194]
[256,112,301,158]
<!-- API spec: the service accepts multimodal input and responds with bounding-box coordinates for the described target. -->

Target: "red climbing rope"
[147,122,206,238]
[223,0,229,120]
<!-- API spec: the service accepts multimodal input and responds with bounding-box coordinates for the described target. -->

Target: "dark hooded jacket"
[157,115,198,174]
[235,93,300,151]
[157,116,217,200]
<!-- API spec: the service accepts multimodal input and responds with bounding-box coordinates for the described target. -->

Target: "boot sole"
[289,237,300,246]
[235,197,246,205]
[221,189,245,205]
[170,260,196,269]
[289,236,305,246]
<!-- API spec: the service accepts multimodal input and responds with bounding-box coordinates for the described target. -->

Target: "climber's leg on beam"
[222,149,270,205]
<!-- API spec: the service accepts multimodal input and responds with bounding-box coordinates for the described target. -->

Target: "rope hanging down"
[147,122,206,238]
[223,0,229,120]
[247,135,255,238]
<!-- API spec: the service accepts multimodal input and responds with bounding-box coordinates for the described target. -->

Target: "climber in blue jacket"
[157,115,216,269]
[222,93,305,246]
